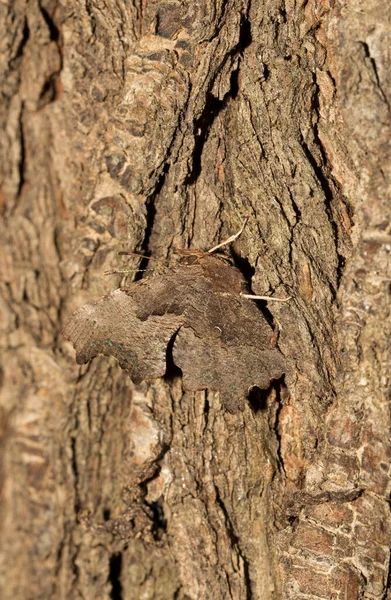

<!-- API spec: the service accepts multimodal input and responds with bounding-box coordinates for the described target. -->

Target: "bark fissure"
[16,105,26,198]
[13,17,30,61]
[109,552,123,600]
[185,16,252,186]
[298,135,342,292]
[39,4,61,42]
[360,42,391,114]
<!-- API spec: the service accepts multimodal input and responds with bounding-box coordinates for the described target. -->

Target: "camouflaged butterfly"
[63,249,285,413]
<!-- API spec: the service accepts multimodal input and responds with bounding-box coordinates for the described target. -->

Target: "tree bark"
[1,1,390,599]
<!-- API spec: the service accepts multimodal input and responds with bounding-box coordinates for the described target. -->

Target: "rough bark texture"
[0,1,390,599]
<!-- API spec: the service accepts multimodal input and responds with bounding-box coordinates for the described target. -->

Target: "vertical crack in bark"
[271,380,287,477]
[38,3,61,42]
[185,16,252,185]
[298,133,344,294]
[109,552,123,600]
[17,104,26,198]
[385,543,391,596]
[287,188,302,225]
[312,76,351,286]
[184,89,222,185]
[286,189,302,266]
[13,17,30,60]
[360,42,391,114]
[37,2,63,107]
[229,249,280,326]
[135,165,168,280]
[203,391,210,433]
[213,484,252,599]
[239,550,252,600]
[70,397,81,514]
[70,548,80,588]
[70,435,81,514]
[230,250,255,288]
[147,497,168,540]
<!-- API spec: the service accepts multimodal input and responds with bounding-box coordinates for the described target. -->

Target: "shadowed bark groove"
[0,0,390,599]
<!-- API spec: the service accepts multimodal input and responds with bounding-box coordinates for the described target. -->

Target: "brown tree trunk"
[1,1,390,599]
